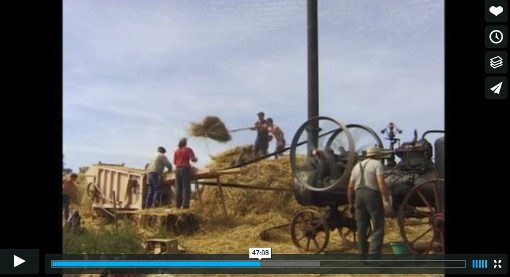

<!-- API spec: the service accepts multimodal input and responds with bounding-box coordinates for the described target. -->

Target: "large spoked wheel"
[291,209,330,254]
[289,116,355,192]
[398,179,445,254]
[325,124,383,157]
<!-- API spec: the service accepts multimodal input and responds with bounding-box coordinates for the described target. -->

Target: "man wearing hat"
[145,146,173,208]
[347,146,391,256]
[250,112,269,158]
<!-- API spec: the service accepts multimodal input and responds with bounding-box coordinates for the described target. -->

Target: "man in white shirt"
[145,146,173,208]
[347,146,391,255]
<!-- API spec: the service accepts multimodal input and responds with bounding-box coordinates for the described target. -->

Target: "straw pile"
[197,145,305,219]
[187,116,231,142]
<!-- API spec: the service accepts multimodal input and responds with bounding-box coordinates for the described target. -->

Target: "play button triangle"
[14,255,25,268]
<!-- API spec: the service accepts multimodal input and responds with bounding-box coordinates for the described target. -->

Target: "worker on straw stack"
[347,146,391,257]
[174,138,198,209]
[146,146,173,208]
[62,173,78,222]
[250,111,269,158]
[266,118,286,159]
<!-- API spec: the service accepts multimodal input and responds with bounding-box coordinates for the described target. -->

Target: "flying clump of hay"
[187,116,231,143]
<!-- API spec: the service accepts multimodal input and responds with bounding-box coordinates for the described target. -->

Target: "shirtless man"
[266,118,286,159]
[63,173,78,221]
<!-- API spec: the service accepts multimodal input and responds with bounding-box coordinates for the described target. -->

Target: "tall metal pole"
[307,0,319,155]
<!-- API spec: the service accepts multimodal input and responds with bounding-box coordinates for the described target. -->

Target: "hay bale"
[188,116,231,142]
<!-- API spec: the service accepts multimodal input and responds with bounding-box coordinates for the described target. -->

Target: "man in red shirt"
[173,138,198,209]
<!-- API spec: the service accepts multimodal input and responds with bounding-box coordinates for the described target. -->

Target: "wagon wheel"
[87,182,101,201]
[398,179,445,254]
[87,182,94,197]
[291,209,330,254]
[325,124,383,158]
[290,116,355,192]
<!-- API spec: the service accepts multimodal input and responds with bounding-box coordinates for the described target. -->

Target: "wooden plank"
[162,167,241,182]
[194,178,204,212]
[212,168,242,176]
[109,170,114,202]
[198,180,206,213]
[113,190,118,228]
[116,210,138,215]
[197,181,292,192]
[162,167,204,182]
[116,171,121,199]
[146,238,175,243]
[217,177,228,219]
[102,169,107,205]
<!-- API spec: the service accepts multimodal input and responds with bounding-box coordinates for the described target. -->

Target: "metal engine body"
[293,135,444,211]
[387,136,444,211]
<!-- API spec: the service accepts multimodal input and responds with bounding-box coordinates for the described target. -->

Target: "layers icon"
[490,56,503,69]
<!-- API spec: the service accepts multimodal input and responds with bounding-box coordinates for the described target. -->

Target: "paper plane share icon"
[490,82,503,94]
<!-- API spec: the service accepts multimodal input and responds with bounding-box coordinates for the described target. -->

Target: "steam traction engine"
[288,116,444,254]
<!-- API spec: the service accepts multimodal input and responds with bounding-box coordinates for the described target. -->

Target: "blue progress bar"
[52,261,260,268]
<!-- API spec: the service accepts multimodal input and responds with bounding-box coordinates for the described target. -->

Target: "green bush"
[63,224,145,254]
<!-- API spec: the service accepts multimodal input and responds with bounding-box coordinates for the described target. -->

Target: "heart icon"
[490,6,503,16]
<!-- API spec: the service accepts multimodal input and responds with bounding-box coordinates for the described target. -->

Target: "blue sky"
[63,0,444,171]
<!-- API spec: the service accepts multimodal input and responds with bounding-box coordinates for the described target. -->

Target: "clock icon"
[486,26,507,48]
[490,30,504,44]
